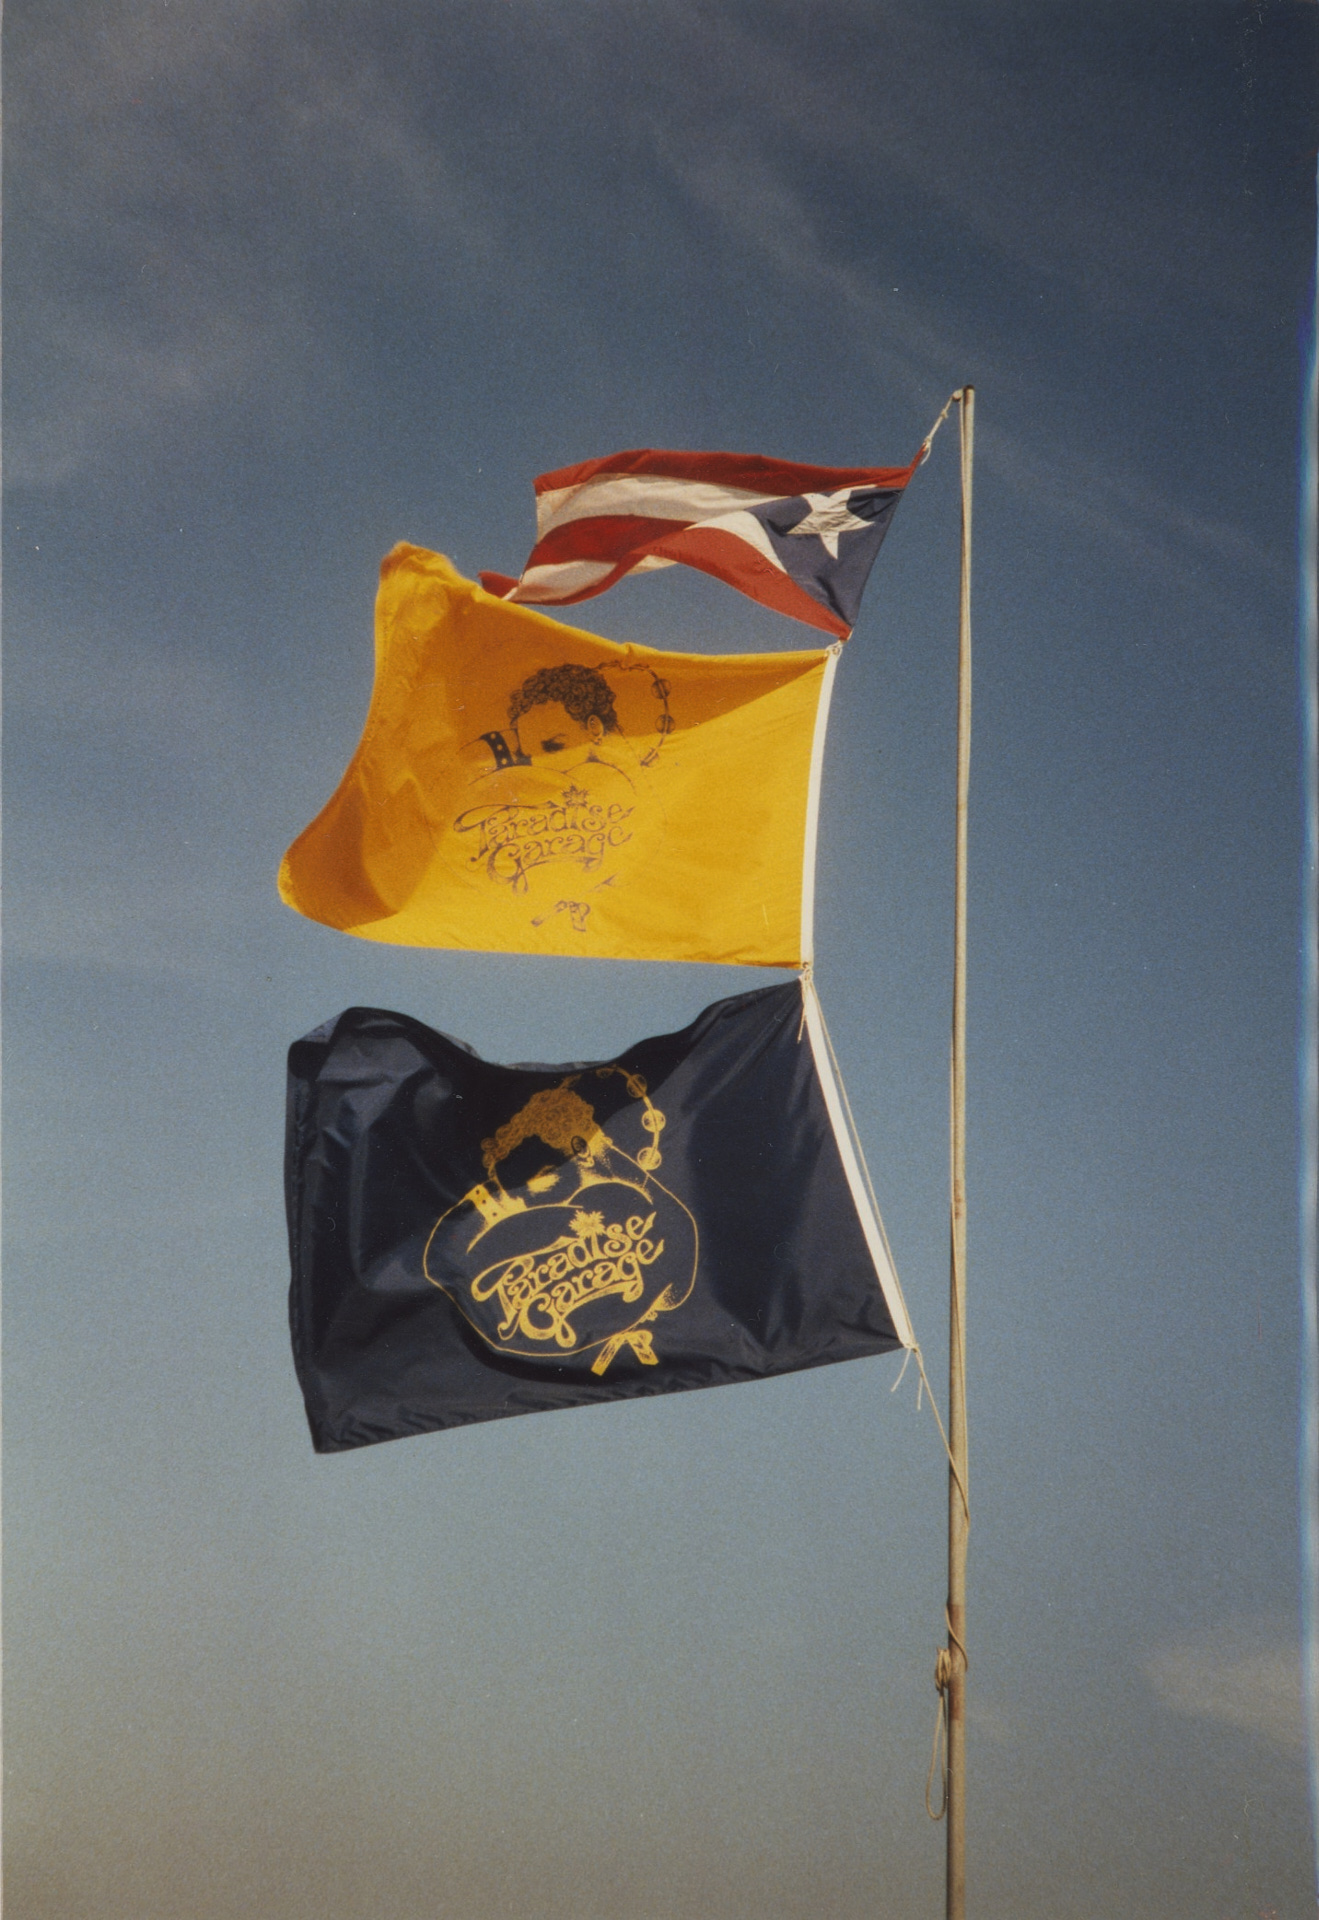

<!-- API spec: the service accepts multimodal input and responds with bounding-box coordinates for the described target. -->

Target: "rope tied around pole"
[926,1653,950,1821]
[925,1609,969,1822]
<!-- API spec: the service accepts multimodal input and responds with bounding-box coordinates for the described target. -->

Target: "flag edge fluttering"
[480,445,923,635]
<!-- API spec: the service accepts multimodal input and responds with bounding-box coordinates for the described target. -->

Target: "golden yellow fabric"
[279,546,831,967]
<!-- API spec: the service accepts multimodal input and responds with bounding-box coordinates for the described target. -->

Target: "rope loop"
[925,1656,949,1821]
[925,1616,967,1823]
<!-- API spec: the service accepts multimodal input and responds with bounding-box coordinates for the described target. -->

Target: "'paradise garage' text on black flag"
[286,980,915,1452]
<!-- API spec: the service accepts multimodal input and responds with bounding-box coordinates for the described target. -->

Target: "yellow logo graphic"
[470,1207,664,1353]
[423,1071,696,1374]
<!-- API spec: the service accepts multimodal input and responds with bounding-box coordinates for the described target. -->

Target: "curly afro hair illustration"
[508,664,619,735]
[481,1081,608,1178]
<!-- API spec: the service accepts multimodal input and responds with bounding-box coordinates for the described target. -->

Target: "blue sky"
[5,4,1318,1916]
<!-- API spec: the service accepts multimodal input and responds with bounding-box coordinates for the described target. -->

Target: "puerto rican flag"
[479,447,923,639]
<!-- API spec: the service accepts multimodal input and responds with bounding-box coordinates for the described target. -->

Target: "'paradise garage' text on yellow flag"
[279,546,838,967]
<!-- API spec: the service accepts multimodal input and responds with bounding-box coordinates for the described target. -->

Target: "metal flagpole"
[946,384,974,1920]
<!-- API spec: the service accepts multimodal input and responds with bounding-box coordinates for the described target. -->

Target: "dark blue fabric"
[751,486,904,628]
[286,982,902,1452]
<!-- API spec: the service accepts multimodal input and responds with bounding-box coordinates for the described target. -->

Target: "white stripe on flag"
[535,476,788,537]
[513,558,619,599]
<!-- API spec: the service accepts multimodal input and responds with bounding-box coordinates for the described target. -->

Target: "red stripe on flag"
[524,514,692,569]
[534,447,921,499]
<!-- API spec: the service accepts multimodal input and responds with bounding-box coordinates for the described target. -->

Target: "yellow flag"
[279,546,837,967]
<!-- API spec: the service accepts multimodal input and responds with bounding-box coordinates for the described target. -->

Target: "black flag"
[286,979,913,1452]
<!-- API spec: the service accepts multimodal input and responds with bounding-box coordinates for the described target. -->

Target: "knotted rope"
[925,1609,969,1821]
[919,391,962,463]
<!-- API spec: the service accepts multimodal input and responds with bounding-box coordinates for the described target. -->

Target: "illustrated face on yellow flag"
[279,546,838,967]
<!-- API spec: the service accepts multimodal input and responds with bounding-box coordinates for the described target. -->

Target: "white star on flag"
[785,490,873,558]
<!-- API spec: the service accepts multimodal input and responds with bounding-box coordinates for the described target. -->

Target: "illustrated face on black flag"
[424,1063,696,1377]
[285,979,914,1453]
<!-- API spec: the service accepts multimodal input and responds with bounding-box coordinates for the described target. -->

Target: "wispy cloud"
[7,0,1296,618]
[642,5,1276,321]
[1145,1620,1305,1757]
[655,131,1292,604]
[6,0,501,486]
